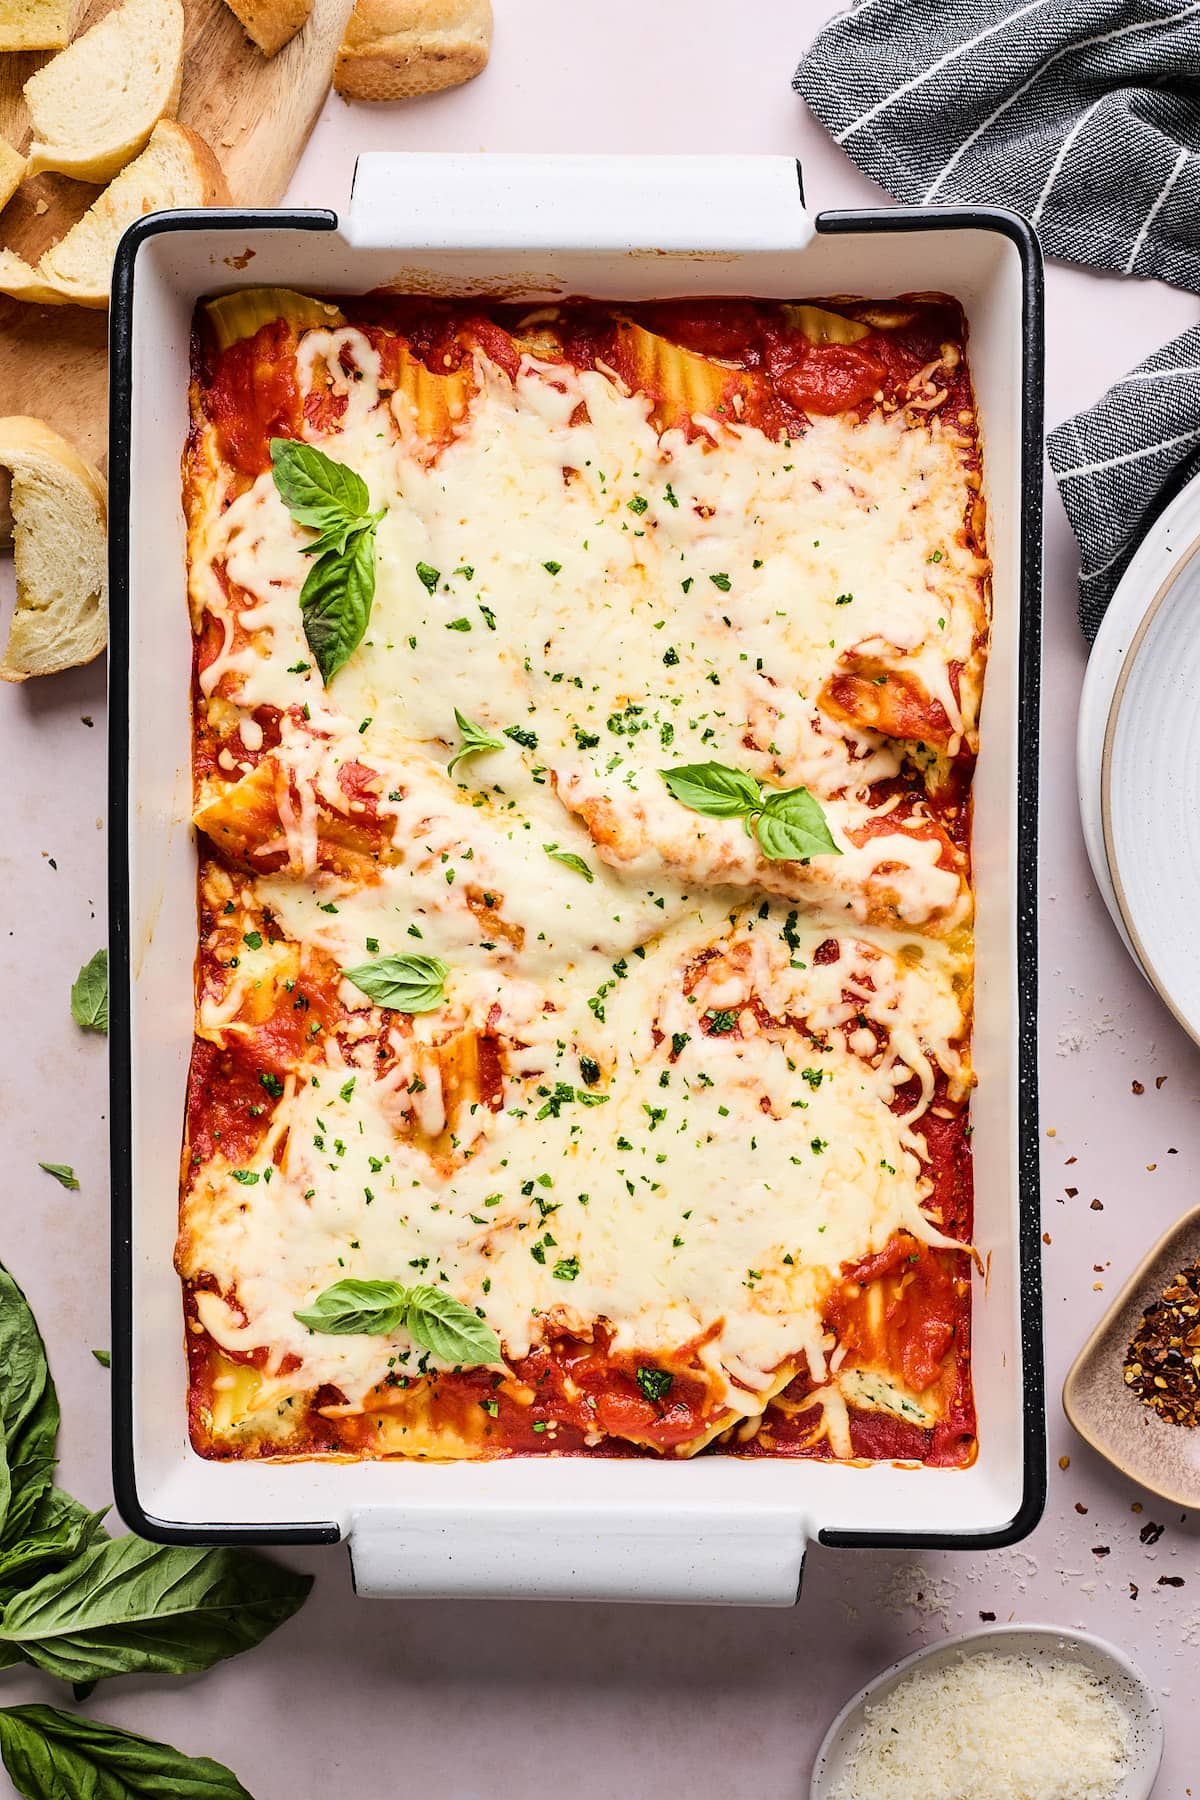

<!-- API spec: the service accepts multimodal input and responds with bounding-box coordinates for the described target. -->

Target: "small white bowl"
[809,1624,1163,1800]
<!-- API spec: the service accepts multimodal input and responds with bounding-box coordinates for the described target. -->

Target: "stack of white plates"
[1079,468,1200,1044]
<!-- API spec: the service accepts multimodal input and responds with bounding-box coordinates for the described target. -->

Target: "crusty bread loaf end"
[334,0,491,101]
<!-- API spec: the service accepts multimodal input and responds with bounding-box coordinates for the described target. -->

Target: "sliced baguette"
[0,416,107,682]
[0,0,78,52]
[24,0,186,184]
[37,121,231,309]
[221,0,311,57]
[334,0,491,101]
[0,137,26,213]
[0,248,69,306]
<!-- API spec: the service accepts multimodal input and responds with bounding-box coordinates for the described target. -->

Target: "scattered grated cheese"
[830,1649,1132,1800]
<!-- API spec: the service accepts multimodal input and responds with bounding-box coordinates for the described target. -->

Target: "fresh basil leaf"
[343,952,448,1013]
[0,1535,311,1683]
[0,1705,254,1800]
[36,1164,78,1191]
[69,950,108,1034]
[293,1279,409,1336]
[0,1266,58,1550]
[753,787,842,862]
[297,516,374,561]
[543,846,593,883]
[659,761,762,819]
[403,1286,501,1366]
[0,1489,107,1601]
[269,437,372,532]
[447,709,505,776]
[299,528,377,685]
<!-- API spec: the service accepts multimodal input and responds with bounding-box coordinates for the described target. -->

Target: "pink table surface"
[3,3,1200,1794]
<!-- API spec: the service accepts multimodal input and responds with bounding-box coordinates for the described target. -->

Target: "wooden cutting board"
[0,0,352,485]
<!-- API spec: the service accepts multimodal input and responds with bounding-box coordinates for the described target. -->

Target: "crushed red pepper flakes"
[1158,1574,1185,1587]
[1124,1259,1200,1426]
[1139,1520,1164,1545]
[1132,1080,1145,1094]
[1090,1198,1104,1211]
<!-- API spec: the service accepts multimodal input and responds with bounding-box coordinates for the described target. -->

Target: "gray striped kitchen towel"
[796,0,1200,638]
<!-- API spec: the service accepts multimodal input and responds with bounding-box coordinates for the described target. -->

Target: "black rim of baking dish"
[107,189,1046,1557]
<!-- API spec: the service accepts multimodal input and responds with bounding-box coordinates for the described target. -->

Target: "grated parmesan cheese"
[830,1649,1132,1800]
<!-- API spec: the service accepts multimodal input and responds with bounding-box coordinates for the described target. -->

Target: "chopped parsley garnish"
[636,1366,673,1403]
[259,1071,284,1099]
[504,724,539,750]
[415,561,440,593]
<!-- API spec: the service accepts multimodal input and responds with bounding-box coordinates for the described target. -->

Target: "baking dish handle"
[343,152,813,254]
[348,1505,808,1605]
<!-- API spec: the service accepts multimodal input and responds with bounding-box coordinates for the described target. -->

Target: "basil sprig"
[660,761,841,862]
[294,1278,502,1366]
[0,1706,253,1800]
[0,1537,310,1683]
[447,708,505,776]
[344,952,448,1013]
[0,1264,311,1797]
[269,437,386,684]
[69,950,107,1035]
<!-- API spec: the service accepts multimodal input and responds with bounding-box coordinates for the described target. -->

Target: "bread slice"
[334,0,491,101]
[0,248,69,306]
[0,136,26,213]
[37,121,231,309]
[24,0,186,184]
[221,0,311,57]
[0,416,107,681]
[0,0,78,51]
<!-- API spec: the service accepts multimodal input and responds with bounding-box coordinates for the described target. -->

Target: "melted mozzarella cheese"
[184,314,983,1441]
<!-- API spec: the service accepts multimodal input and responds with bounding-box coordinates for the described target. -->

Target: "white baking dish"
[108,154,1045,1604]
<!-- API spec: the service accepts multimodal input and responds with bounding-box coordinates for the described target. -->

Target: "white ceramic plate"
[1101,531,1200,1044]
[1079,467,1200,973]
[809,1624,1163,1800]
